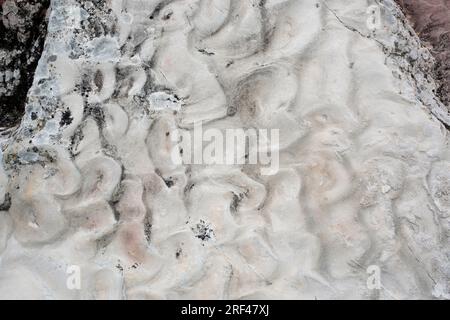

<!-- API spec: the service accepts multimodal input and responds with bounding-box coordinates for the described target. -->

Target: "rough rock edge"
[394,0,450,107]
[325,0,450,130]
[379,0,450,130]
[0,0,51,129]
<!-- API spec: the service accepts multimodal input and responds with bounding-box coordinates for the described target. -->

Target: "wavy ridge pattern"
[0,0,448,299]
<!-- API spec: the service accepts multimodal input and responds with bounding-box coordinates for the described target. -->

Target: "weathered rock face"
[0,0,50,128]
[395,0,450,106]
[0,0,449,300]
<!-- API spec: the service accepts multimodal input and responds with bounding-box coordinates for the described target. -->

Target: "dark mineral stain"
[227,105,237,117]
[149,2,164,20]
[0,193,11,211]
[60,109,73,126]
[230,192,244,212]
[144,217,152,243]
[47,55,57,62]
[162,9,173,21]
[164,177,174,188]
[192,220,215,243]
[94,69,104,91]
[197,48,215,56]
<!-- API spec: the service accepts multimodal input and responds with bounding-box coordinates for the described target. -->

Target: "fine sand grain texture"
[0,0,449,299]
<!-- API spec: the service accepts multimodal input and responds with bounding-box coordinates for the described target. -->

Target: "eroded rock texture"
[0,0,449,299]
[395,0,450,106]
[0,0,50,128]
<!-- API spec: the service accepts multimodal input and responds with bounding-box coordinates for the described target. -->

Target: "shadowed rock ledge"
[0,0,50,128]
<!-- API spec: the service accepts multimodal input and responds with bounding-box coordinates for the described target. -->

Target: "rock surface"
[0,0,50,128]
[395,0,450,106]
[0,0,449,299]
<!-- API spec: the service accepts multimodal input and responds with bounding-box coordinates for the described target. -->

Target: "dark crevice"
[0,192,11,211]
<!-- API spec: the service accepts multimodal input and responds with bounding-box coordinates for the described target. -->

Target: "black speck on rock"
[60,109,73,126]
[191,219,215,242]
